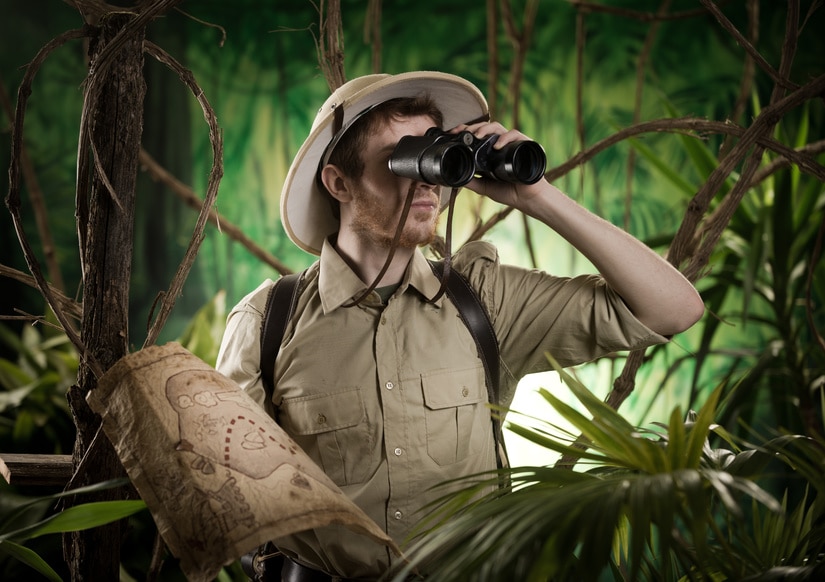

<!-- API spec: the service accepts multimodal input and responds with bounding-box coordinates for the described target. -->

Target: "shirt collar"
[408,249,448,306]
[318,237,447,312]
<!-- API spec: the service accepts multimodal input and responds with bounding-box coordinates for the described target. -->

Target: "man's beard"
[350,188,441,249]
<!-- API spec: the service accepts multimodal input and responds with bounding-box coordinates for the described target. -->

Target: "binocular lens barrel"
[389,137,475,187]
[486,141,546,185]
[420,143,476,187]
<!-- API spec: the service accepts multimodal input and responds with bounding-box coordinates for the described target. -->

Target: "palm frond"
[390,374,815,581]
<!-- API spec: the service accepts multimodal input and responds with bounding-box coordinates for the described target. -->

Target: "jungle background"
[1,0,824,580]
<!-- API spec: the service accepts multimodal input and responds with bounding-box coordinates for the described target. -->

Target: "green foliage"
[0,479,146,582]
[0,290,226,457]
[175,290,227,368]
[624,96,825,437]
[0,317,77,455]
[392,360,825,581]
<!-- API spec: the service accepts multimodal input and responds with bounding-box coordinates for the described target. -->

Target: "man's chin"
[356,219,438,250]
[399,225,438,249]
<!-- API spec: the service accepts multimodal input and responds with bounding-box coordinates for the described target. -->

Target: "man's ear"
[320,164,353,203]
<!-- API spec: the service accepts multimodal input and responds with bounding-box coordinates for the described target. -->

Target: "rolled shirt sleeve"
[215,279,273,415]
[452,241,669,407]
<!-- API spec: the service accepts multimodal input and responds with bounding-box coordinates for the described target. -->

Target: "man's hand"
[449,121,548,211]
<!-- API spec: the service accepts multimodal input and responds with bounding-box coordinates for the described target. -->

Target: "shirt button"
[317,414,327,425]
[394,510,403,520]
[462,387,470,397]
[385,381,394,390]
[394,447,403,456]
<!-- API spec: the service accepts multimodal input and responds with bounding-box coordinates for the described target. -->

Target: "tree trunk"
[63,13,146,581]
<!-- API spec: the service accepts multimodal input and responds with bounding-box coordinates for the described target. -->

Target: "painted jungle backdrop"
[1,1,824,581]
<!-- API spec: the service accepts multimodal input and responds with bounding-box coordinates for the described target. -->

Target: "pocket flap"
[280,388,364,435]
[422,366,486,410]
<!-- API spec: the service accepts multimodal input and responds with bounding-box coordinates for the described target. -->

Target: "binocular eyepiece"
[389,127,546,187]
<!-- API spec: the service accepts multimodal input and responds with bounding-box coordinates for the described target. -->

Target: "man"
[216,71,704,581]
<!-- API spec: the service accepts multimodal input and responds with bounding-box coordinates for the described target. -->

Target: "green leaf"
[0,539,63,582]
[505,419,607,463]
[626,136,696,197]
[0,383,37,413]
[30,500,147,539]
[0,359,34,392]
[661,100,722,183]
[2,499,146,542]
[177,291,227,366]
[684,386,722,468]
[12,409,36,442]
[538,387,647,469]
[666,405,687,471]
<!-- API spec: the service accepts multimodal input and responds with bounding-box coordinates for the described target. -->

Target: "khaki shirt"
[216,239,666,578]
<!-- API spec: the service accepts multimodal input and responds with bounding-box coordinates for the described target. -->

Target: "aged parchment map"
[87,342,398,581]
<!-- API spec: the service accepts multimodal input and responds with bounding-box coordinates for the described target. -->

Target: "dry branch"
[574,7,586,205]
[607,0,818,428]
[499,0,540,267]
[486,0,500,118]
[138,148,292,276]
[76,0,186,264]
[0,264,82,321]
[365,0,382,73]
[5,27,94,374]
[700,0,798,93]
[720,0,758,157]
[66,12,147,580]
[672,73,825,276]
[570,0,711,22]
[466,114,825,243]
[317,0,346,92]
[500,0,539,129]
[141,40,223,348]
[0,79,66,293]
[607,84,823,424]
[624,0,671,230]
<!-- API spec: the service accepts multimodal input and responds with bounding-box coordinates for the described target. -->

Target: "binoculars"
[389,128,546,187]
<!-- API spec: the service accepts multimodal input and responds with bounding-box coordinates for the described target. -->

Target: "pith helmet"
[280,71,489,255]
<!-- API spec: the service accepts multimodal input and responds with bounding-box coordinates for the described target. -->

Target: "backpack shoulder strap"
[429,261,500,398]
[429,260,507,469]
[260,272,304,403]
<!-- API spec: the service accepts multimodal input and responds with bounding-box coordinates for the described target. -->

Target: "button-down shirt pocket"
[279,387,368,486]
[421,366,487,466]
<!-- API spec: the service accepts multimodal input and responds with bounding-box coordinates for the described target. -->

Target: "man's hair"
[327,95,444,180]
